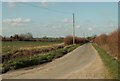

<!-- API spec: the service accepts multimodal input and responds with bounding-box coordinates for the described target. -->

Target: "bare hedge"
[64,36,89,45]
[94,29,119,61]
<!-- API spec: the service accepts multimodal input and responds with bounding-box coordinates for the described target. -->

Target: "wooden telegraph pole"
[73,13,75,45]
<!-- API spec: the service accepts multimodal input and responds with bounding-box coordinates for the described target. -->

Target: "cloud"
[76,25,80,28]
[3,18,31,26]
[106,21,116,28]
[6,1,55,9]
[88,27,93,31]
[51,24,61,29]
[40,0,55,8]
[8,2,15,8]
[52,26,61,29]
[41,0,49,7]
[63,18,72,24]
[3,0,35,2]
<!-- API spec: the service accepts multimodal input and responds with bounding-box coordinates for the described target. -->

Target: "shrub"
[107,31,118,58]
[94,29,119,61]
[64,36,89,45]
[2,63,11,73]
[46,54,54,62]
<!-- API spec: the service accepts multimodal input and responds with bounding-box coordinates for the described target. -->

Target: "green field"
[2,41,62,54]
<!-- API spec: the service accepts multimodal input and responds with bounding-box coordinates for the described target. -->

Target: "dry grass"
[2,43,65,63]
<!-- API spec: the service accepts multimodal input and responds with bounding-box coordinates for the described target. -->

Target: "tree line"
[2,33,33,41]
[1,33,64,42]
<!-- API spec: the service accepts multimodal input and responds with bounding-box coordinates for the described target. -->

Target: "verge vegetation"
[2,44,80,73]
[94,29,119,61]
[92,43,119,79]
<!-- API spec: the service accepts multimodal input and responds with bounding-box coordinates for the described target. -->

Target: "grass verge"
[2,44,80,74]
[92,43,119,79]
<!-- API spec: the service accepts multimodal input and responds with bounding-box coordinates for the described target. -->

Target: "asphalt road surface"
[2,43,111,79]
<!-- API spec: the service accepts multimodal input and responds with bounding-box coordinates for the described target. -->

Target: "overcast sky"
[2,1,118,37]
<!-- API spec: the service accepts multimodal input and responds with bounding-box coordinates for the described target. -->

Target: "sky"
[2,1,118,37]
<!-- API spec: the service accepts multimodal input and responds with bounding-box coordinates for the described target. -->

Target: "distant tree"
[19,33,33,41]
[43,36,48,39]
[10,36,13,38]
[87,35,97,42]
[19,34,25,41]
[14,34,19,40]
[0,35,2,41]
[25,33,33,40]
[3,36,6,39]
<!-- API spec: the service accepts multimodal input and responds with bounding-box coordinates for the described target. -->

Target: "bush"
[2,63,11,73]
[46,54,54,62]
[94,29,119,61]
[64,36,89,45]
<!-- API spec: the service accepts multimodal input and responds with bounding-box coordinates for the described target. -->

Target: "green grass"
[2,44,80,73]
[92,43,119,79]
[2,41,62,54]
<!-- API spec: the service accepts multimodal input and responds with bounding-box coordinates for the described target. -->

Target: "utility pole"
[83,32,85,38]
[73,13,75,45]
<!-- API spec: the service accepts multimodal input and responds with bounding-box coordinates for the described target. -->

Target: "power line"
[18,2,71,15]
[18,2,76,39]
